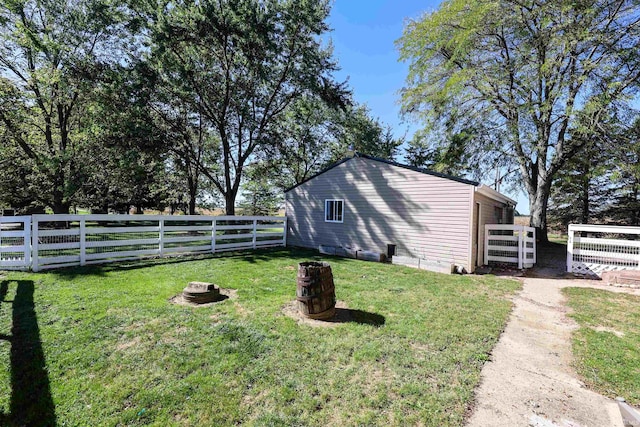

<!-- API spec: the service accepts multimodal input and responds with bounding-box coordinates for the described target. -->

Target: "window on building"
[325,199,344,223]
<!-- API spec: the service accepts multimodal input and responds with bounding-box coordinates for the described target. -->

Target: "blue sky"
[326,0,531,214]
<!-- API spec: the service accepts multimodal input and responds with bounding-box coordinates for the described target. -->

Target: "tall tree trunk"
[225,192,235,215]
[187,175,197,215]
[529,180,551,244]
[51,181,69,214]
[52,201,70,214]
[580,170,590,225]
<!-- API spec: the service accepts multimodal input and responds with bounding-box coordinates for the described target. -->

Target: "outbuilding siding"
[472,192,514,266]
[286,157,474,270]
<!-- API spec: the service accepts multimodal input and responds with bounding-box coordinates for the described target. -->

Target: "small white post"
[567,224,574,273]
[159,219,165,257]
[79,218,86,266]
[517,225,523,270]
[23,217,31,269]
[283,217,288,247]
[211,219,217,253]
[484,225,489,266]
[532,227,537,265]
[32,217,39,272]
[252,219,257,249]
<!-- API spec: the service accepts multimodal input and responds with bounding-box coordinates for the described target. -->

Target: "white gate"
[567,224,640,277]
[0,216,31,270]
[485,224,536,269]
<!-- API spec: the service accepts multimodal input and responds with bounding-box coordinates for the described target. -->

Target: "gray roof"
[284,152,479,193]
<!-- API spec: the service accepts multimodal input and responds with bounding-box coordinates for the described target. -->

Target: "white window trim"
[324,199,344,223]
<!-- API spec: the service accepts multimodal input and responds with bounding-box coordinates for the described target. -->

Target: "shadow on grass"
[0,280,56,426]
[47,247,353,279]
[321,308,386,327]
[523,241,586,280]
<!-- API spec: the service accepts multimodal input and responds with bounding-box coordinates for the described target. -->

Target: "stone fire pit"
[182,281,221,304]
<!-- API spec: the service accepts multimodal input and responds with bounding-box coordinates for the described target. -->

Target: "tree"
[547,140,611,228]
[602,116,640,225]
[72,63,172,214]
[254,98,403,191]
[0,0,128,213]
[398,0,640,241]
[548,111,640,229]
[255,95,343,189]
[238,165,283,216]
[331,105,403,161]
[148,0,348,214]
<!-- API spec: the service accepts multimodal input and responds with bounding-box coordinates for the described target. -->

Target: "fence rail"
[485,224,536,269]
[0,216,31,270]
[1,214,286,272]
[567,224,640,277]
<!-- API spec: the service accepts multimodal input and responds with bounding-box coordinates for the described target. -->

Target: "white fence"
[0,216,31,270]
[567,224,640,277]
[485,224,536,269]
[0,214,287,272]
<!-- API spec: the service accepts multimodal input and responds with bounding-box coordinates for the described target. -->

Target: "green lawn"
[0,248,519,426]
[548,233,568,245]
[563,287,640,405]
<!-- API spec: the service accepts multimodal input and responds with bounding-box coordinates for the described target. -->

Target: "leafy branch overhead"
[398,0,640,240]
[148,0,350,214]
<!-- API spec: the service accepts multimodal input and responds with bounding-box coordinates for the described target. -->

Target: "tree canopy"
[2,0,390,215]
[398,0,640,240]
[147,0,349,214]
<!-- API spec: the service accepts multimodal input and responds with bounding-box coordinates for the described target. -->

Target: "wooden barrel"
[296,261,336,320]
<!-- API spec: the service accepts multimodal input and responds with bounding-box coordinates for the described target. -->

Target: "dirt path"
[467,269,640,427]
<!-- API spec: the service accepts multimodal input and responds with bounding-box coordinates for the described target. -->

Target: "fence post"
[252,219,257,249]
[159,219,164,257]
[211,219,217,253]
[532,227,537,265]
[23,217,31,269]
[79,217,86,266]
[31,217,39,272]
[283,217,287,247]
[517,225,524,269]
[484,225,489,266]
[566,224,574,273]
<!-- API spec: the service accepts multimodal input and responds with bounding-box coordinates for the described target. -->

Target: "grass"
[563,287,640,405]
[548,233,568,245]
[0,248,519,426]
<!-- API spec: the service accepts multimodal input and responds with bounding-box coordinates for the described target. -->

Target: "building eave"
[475,184,517,206]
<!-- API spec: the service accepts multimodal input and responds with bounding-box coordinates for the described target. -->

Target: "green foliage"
[333,105,403,161]
[398,0,640,236]
[251,97,402,190]
[238,165,283,215]
[0,0,133,213]
[0,249,520,425]
[548,112,640,229]
[147,0,347,214]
